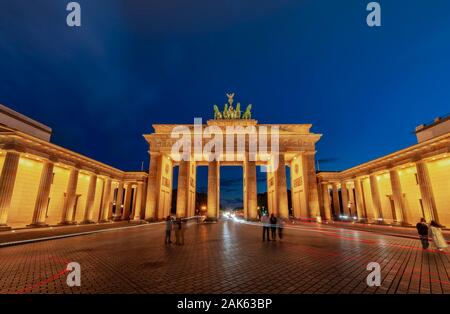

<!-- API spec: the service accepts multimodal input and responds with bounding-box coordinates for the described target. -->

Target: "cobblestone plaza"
[0,219,449,294]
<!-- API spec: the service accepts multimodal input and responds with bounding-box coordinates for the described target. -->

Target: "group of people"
[260,213,285,241]
[165,215,185,245]
[416,218,448,251]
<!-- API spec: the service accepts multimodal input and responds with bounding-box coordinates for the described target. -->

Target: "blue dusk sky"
[1,1,450,209]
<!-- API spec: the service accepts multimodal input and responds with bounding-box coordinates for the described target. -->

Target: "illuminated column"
[321,183,332,220]
[145,153,160,220]
[133,182,144,221]
[80,174,97,224]
[416,161,439,223]
[389,169,409,225]
[331,183,340,217]
[176,160,189,217]
[207,160,219,220]
[276,153,289,218]
[29,160,54,227]
[266,167,277,215]
[348,184,356,217]
[60,167,79,224]
[243,162,248,218]
[187,162,197,217]
[113,182,124,220]
[341,182,349,216]
[354,178,366,219]
[369,174,383,221]
[130,185,137,219]
[0,151,20,230]
[108,182,116,220]
[100,178,112,222]
[122,184,133,220]
[302,153,320,218]
[246,160,257,220]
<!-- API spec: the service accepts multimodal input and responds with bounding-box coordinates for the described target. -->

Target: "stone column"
[246,160,257,220]
[122,184,133,220]
[276,153,289,218]
[348,184,356,217]
[321,183,332,220]
[133,182,144,221]
[108,182,116,220]
[113,182,124,220]
[100,178,112,222]
[331,183,340,217]
[145,153,160,220]
[207,160,219,220]
[341,182,349,216]
[30,160,54,227]
[79,174,97,224]
[0,151,20,230]
[416,161,439,223]
[369,174,383,221]
[354,178,366,219]
[302,153,320,218]
[60,167,79,224]
[130,185,137,219]
[176,160,189,217]
[389,169,409,225]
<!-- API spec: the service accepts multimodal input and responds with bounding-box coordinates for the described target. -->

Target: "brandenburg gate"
[142,94,322,221]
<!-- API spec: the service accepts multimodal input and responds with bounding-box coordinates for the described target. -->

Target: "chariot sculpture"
[213,93,252,119]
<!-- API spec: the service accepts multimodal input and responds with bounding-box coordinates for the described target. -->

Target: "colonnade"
[319,157,446,226]
[0,149,147,230]
[144,151,320,221]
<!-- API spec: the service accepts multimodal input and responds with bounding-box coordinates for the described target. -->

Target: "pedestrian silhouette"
[261,213,270,242]
[165,215,173,244]
[270,213,277,241]
[277,216,284,240]
[429,220,448,251]
[416,218,429,249]
[174,217,184,245]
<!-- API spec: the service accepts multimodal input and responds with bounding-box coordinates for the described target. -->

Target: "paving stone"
[0,220,449,294]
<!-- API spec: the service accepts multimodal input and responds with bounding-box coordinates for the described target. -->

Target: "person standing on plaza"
[429,220,448,252]
[277,216,285,240]
[180,218,186,245]
[416,218,429,249]
[174,217,181,245]
[165,215,173,245]
[270,213,277,241]
[261,213,270,241]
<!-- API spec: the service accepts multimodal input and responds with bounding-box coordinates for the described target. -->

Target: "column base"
[112,216,122,222]
[131,218,147,224]
[0,225,12,232]
[390,221,412,227]
[27,222,49,228]
[58,221,77,226]
[99,219,112,223]
[79,220,96,225]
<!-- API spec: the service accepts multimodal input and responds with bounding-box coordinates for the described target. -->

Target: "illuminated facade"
[0,102,449,230]
[143,119,321,221]
[318,116,450,227]
[0,105,147,230]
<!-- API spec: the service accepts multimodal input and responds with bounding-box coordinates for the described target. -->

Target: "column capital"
[0,142,26,154]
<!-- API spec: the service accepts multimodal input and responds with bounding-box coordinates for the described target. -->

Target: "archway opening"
[220,166,244,218]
